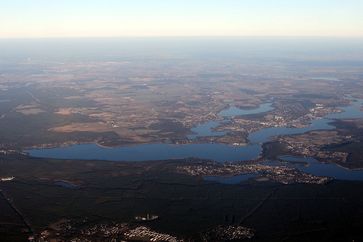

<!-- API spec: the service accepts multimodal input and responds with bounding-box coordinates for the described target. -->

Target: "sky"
[0,0,362,38]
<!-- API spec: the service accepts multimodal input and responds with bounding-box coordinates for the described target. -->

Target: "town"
[178,162,331,185]
[35,219,181,242]
[276,130,352,164]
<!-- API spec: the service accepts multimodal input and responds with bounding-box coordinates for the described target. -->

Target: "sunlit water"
[26,98,363,181]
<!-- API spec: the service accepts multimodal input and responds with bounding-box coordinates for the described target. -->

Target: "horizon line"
[1,35,363,40]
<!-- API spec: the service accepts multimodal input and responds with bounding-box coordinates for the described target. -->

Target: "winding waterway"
[26,98,363,180]
[27,102,274,162]
[187,102,274,139]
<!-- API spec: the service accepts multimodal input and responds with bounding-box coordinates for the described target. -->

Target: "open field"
[1,46,363,150]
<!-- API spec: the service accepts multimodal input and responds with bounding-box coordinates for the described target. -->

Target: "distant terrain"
[1,38,363,241]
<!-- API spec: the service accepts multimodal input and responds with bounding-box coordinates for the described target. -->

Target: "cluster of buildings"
[37,221,129,241]
[263,165,331,185]
[79,223,128,238]
[135,213,159,221]
[178,162,331,185]
[204,225,254,240]
[278,131,351,164]
[0,176,15,182]
[219,103,341,140]
[177,163,252,177]
[124,226,180,242]
[36,220,181,242]
[0,149,18,155]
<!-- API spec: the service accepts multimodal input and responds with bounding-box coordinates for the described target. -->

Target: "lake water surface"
[26,98,363,180]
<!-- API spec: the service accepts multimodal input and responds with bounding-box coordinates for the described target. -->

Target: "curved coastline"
[26,98,363,166]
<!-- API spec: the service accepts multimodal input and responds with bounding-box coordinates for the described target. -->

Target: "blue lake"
[204,156,363,185]
[28,102,272,162]
[187,120,226,139]
[219,103,274,117]
[279,156,363,181]
[187,102,274,139]
[26,98,363,180]
[32,143,261,162]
